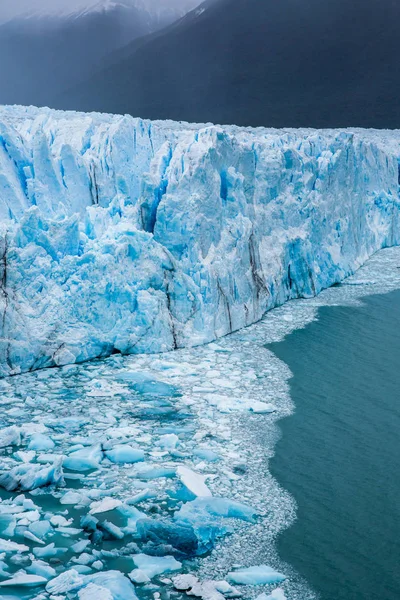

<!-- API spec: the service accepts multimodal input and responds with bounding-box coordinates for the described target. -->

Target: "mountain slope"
[60,0,400,128]
[0,0,200,108]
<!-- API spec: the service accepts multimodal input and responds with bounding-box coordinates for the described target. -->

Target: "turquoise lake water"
[269,289,400,600]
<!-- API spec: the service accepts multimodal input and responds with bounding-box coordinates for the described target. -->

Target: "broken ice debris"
[63,444,103,471]
[105,445,145,464]
[0,458,64,491]
[227,566,286,585]
[129,553,181,582]
[176,466,212,497]
[0,573,47,587]
[28,433,55,451]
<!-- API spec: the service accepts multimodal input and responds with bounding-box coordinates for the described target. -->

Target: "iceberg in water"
[0,105,400,376]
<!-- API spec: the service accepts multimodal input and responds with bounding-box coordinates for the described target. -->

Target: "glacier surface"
[0,105,400,376]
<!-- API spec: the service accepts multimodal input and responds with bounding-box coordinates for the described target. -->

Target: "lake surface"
[269,289,400,600]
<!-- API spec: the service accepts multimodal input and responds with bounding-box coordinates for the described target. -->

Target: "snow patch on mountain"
[0,0,201,24]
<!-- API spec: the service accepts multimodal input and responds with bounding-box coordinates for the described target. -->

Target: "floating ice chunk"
[0,458,64,491]
[60,491,87,505]
[24,531,45,544]
[227,566,286,586]
[0,573,47,587]
[34,543,67,559]
[176,497,257,524]
[87,380,127,398]
[29,520,52,540]
[129,463,176,480]
[28,434,55,451]
[36,453,61,464]
[26,560,57,580]
[203,394,276,414]
[0,514,16,537]
[105,445,145,464]
[126,489,156,505]
[100,521,124,540]
[248,402,277,414]
[71,540,91,554]
[117,504,146,531]
[214,580,241,597]
[173,574,199,591]
[14,450,36,463]
[128,569,150,584]
[84,571,138,600]
[50,514,71,527]
[136,518,199,557]
[64,445,103,472]
[0,538,29,553]
[193,448,219,463]
[79,583,114,600]
[186,579,227,600]
[132,379,180,398]
[72,552,93,566]
[46,569,84,594]
[90,498,123,515]
[176,466,212,497]
[0,426,21,448]
[159,434,179,449]
[256,589,287,600]
[130,553,181,579]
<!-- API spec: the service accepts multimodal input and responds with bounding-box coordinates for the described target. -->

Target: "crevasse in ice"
[1,104,400,376]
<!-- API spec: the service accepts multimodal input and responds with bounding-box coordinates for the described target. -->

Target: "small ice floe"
[172,575,240,600]
[176,466,212,497]
[14,450,36,463]
[0,426,21,448]
[87,379,127,397]
[26,559,56,580]
[129,463,176,480]
[78,583,114,600]
[256,588,287,600]
[0,538,29,553]
[89,497,123,515]
[175,497,257,524]
[193,448,220,463]
[0,458,64,491]
[129,553,181,583]
[28,433,55,451]
[0,572,47,587]
[227,566,286,585]
[46,568,84,594]
[60,491,88,505]
[158,433,179,449]
[63,444,103,472]
[105,445,145,464]
[83,570,138,600]
[203,394,276,414]
[71,540,91,554]
[34,542,67,560]
[173,574,199,590]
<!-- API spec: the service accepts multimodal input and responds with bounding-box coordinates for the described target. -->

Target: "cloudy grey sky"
[0,0,199,22]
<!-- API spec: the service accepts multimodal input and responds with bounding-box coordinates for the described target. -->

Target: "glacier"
[0,104,400,376]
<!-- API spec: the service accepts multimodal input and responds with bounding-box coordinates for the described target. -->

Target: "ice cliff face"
[0,105,399,377]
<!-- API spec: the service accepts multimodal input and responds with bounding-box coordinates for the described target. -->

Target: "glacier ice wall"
[0,105,400,376]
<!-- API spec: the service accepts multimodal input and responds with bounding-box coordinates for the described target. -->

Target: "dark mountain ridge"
[58,0,400,128]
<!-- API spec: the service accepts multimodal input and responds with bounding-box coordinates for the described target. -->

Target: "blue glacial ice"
[0,105,400,375]
[0,248,399,599]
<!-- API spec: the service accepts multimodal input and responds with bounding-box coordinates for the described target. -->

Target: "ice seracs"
[0,105,400,376]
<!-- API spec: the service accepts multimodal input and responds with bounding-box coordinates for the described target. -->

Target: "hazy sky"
[0,0,198,22]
